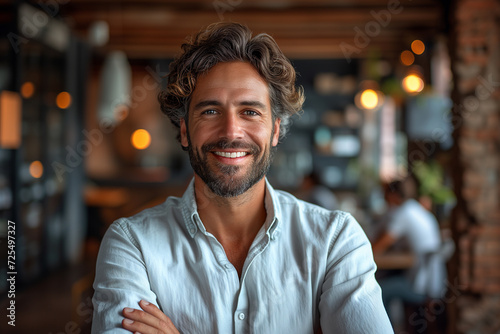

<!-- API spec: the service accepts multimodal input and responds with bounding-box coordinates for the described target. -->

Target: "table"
[374,252,415,270]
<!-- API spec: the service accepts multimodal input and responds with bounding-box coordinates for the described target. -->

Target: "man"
[373,178,445,314]
[92,22,392,333]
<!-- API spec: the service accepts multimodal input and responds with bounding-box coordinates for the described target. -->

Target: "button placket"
[234,309,248,334]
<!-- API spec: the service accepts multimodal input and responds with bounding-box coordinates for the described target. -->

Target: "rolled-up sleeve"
[319,214,393,333]
[92,219,158,333]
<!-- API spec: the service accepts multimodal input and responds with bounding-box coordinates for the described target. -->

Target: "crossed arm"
[120,300,327,334]
[94,216,392,333]
[91,221,180,333]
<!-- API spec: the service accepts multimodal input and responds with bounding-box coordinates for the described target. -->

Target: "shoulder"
[273,189,362,250]
[105,195,186,245]
[274,188,338,219]
[396,199,434,223]
[274,188,349,221]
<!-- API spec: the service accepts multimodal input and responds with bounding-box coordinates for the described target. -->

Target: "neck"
[194,176,267,244]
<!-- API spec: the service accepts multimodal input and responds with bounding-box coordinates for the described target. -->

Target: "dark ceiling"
[4,0,448,60]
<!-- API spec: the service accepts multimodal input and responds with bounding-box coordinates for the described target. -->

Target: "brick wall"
[450,0,500,332]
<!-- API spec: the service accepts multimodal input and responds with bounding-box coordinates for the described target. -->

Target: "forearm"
[92,220,159,333]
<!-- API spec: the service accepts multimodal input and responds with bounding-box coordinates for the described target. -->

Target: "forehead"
[190,61,270,104]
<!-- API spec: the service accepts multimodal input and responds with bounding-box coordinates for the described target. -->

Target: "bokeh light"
[400,50,415,66]
[56,92,72,109]
[411,40,425,55]
[360,89,379,109]
[131,129,151,150]
[402,74,424,94]
[21,82,35,99]
[29,160,44,178]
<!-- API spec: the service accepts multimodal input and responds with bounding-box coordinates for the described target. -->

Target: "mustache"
[201,139,260,154]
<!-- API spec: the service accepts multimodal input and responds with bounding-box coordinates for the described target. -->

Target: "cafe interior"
[1,0,499,333]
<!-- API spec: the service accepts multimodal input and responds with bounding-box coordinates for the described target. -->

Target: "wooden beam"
[60,1,443,59]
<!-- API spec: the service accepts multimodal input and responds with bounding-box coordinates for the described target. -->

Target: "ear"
[180,118,188,148]
[272,118,281,147]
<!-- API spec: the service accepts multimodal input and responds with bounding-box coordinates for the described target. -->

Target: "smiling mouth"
[213,151,249,158]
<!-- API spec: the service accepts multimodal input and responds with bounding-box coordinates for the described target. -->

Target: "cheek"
[190,124,215,144]
[253,129,275,148]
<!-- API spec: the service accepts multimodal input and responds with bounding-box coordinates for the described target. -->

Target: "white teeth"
[214,151,248,158]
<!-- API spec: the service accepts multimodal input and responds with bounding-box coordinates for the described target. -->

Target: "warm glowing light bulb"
[21,82,35,99]
[402,74,424,94]
[411,40,425,55]
[56,92,72,109]
[131,129,151,150]
[400,50,415,66]
[29,160,43,178]
[360,89,379,109]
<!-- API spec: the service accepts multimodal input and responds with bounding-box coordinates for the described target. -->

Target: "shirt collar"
[180,177,281,240]
[264,178,281,240]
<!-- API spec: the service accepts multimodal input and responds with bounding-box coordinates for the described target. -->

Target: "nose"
[219,112,244,140]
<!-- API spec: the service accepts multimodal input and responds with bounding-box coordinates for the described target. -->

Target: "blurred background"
[0,0,499,333]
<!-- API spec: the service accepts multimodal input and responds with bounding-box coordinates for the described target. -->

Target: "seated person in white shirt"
[372,178,444,313]
[92,22,392,334]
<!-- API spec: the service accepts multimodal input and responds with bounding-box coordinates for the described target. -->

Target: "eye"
[202,109,218,115]
[243,110,259,116]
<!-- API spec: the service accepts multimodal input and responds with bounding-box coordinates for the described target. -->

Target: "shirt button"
[189,228,196,234]
[224,263,232,269]
[238,312,245,320]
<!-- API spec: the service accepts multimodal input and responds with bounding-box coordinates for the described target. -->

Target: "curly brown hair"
[158,22,304,142]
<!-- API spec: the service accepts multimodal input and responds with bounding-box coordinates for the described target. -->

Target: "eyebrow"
[192,100,267,110]
[192,100,222,110]
[239,100,267,109]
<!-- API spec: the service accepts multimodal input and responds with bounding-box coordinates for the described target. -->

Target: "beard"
[186,134,276,198]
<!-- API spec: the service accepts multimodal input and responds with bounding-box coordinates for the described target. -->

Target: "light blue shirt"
[92,179,392,333]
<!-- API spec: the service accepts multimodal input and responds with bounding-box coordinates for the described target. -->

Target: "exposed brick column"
[449,0,500,332]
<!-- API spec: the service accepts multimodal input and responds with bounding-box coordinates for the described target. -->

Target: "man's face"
[180,61,280,197]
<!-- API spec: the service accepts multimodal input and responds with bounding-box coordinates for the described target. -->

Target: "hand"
[122,300,180,334]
